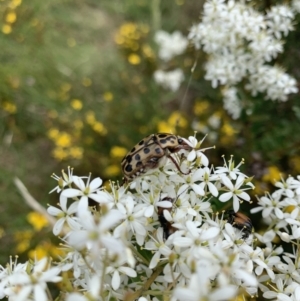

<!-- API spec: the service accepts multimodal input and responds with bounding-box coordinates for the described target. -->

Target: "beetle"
[121,133,192,181]
[226,210,253,238]
[157,196,178,240]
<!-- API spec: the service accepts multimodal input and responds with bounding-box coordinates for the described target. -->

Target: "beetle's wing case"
[121,134,156,167]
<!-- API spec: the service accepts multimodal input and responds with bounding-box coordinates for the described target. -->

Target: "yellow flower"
[71,99,83,110]
[28,245,48,260]
[69,147,83,159]
[12,0,22,6]
[290,156,300,173]
[157,121,174,133]
[193,100,209,115]
[262,166,281,184]
[56,132,72,147]
[86,111,96,125]
[103,92,113,102]
[60,83,72,92]
[128,53,141,65]
[48,128,60,140]
[142,44,155,58]
[221,123,236,137]
[6,11,17,23]
[2,101,17,114]
[27,212,49,231]
[14,230,32,253]
[168,111,187,128]
[52,147,68,160]
[110,146,128,158]
[2,24,12,34]
[105,165,120,177]
[93,122,107,135]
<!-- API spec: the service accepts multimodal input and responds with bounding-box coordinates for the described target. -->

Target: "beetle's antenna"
[175,51,199,131]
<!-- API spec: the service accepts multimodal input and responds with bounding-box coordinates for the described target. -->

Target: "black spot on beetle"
[143,147,150,154]
[178,138,183,144]
[136,161,143,167]
[126,155,132,163]
[159,139,167,144]
[131,147,136,153]
[125,164,133,172]
[138,140,145,145]
[155,147,162,154]
[158,134,167,138]
[135,154,141,161]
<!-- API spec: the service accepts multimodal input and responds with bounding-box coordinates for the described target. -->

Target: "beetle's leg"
[168,144,192,153]
[167,154,190,175]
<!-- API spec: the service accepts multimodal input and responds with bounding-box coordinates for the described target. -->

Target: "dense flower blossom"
[2,133,300,300]
[154,0,298,118]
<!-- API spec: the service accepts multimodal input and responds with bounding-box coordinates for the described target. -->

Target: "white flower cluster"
[153,69,185,92]
[188,0,298,112]
[154,31,188,62]
[2,135,300,301]
[250,175,300,300]
[153,30,188,92]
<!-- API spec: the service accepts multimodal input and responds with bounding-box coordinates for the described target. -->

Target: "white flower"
[61,175,103,211]
[222,86,242,119]
[174,262,237,301]
[155,30,188,62]
[219,174,251,212]
[183,135,209,166]
[251,192,284,219]
[215,156,246,180]
[47,195,80,235]
[50,166,74,194]
[153,69,185,92]
[106,257,137,291]
[145,228,172,269]
[68,208,125,255]
[4,258,61,301]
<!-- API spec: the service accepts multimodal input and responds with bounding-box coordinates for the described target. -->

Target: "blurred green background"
[0,0,300,263]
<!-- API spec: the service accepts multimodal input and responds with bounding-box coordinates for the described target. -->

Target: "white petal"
[144,205,154,217]
[73,176,86,191]
[208,182,219,197]
[47,206,62,216]
[173,237,193,247]
[119,267,137,277]
[191,183,205,196]
[187,149,196,161]
[200,227,220,240]
[210,285,237,301]
[67,201,79,214]
[34,284,47,301]
[219,192,233,202]
[66,293,88,301]
[112,270,120,290]
[237,191,250,201]
[62,188,82,198]
[186,220,199,237]
[221,176,234,190]
[100,210,124,231]
[53,218,65,235]
[235,175,245,188]
[78,197,89,212]
[89,177,102,191]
